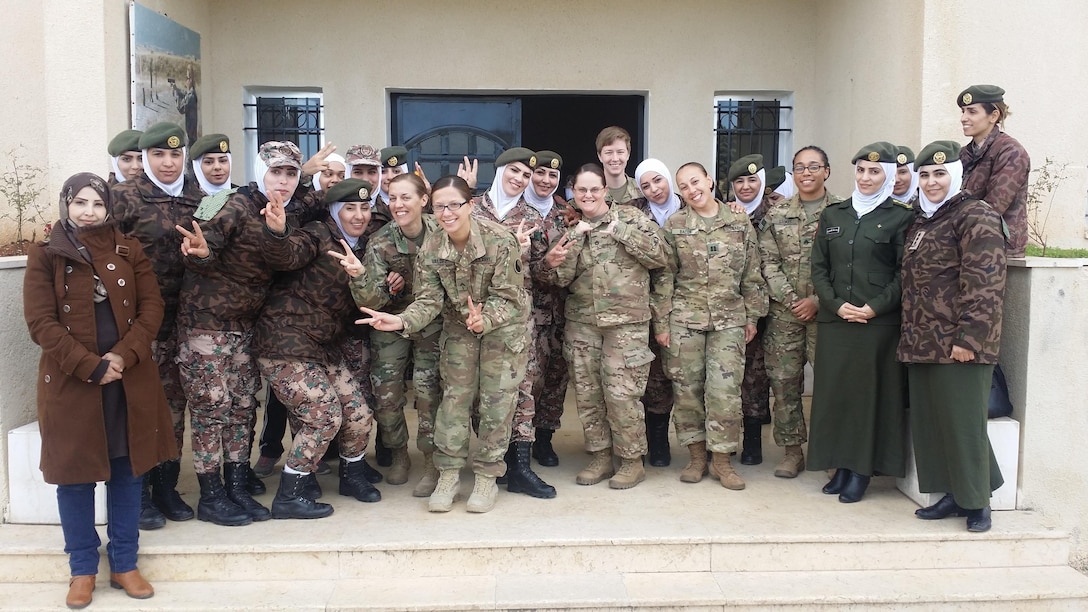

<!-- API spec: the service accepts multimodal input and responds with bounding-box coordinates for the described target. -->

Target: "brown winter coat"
[24,223,175,485]
[960,129,1031,258]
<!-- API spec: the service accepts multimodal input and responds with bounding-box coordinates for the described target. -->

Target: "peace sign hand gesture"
[328,238,363,278]
[176,220,210,258]
[465,295,485,334]
[301,142,337,177]
[457,156,479,189]
[357,306,405,332]
[261,190,287,234]
[545,234,573,269]
[515,219,539,254]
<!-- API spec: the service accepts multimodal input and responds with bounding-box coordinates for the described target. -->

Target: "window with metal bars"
[714,97,792,196]
[243,96,324,161]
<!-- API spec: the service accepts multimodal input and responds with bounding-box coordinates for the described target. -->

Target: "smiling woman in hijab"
[24,173,176,608]
[898,140,1006,533]
[807,141,914,504]
[189,134,235,196]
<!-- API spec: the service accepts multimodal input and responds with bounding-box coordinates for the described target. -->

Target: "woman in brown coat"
[24,173,176,609]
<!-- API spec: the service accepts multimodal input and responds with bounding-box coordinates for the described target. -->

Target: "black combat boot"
[196,472,251,526]
[645,412,672,467]
[740,417,764,465]
[151,459,194,521]
[339,458,382,502]
[138,470,165,530]
[496,444,516,485]
[375,429,392,467]
[360,458,383,484]
[271,471,334,520]
[507,442,557,499]
[244,463,266,495]
[223,462,271,521]
[532,428,559,467]
[302,473,322,500]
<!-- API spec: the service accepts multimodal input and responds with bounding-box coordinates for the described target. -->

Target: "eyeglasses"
[573,187,605,196]
[433,201,468,213]
[792,164,827,174]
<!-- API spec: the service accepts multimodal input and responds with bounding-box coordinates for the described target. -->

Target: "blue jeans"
[56,456,142,576]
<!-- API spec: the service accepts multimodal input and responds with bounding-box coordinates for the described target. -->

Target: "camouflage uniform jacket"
[897,193,1006,365]
[352,214,442,314]
[632,195,685,336]
[363,194,393,243]
[398,216,529,336]
[543,204,669,329]
[960,129,1031,257]
[254,215,362,364]
[604,176,643,206]
[111,174,203,340]
[660,203,767,332]
[758,191,843,315]
[471,193,546,291]
[529,194,579,326]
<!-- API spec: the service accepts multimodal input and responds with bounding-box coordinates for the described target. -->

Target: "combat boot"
[496,444,515,485]
[645,412,672,467]
[138,471,165,530]
[532,428,559,466]
[375,429,392,467]
[151,459,194,521]
[774,445,805,478]
[709,452,746,490]
[428,470,460,512]
[224,463,271,521]
[506,441,557,498]
[361,458,383,483]
[680,441,708,483]
[339,457,381,502]
[301,473,322,500]
[576,448,614,485]
[412,452,439,497]
[466,474,498,513]
[244,464,266,495]
[609,457,646,489]
[386,446,411,485]
[196,472,251,526]
[740,417,764,465]
[271,471,334,519]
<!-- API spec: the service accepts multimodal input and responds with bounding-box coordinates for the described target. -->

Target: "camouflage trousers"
[533,309,569,431]
[510,311,543,443]
[177,328,259,474]
[742,316,771,422]
[436,322,527,477]
[339,334,377,410]
[564,320,652,459]
[666,325,745,453]
[151,335,186,457]
[370,320,442,454]
[643,335,674,416]
[764,305,816,447]
[258,357,373,474]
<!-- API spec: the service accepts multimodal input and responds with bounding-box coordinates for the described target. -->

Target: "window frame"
[243,87,325,183]
[712,93,794,197]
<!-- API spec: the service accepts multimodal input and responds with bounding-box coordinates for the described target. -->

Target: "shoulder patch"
[756,218,769,232]
[892,198,913,210]
[194,188,238,221]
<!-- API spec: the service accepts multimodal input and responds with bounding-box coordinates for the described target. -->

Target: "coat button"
[848,240,854,245]
[65,265,73,274]
[117,278,126,287]
[127,318,134,325]
[62,304,71,313]
[44,375,51,383]
[107,263,116,271]
[123,299,130,307]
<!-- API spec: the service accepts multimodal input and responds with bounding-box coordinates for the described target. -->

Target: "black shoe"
[915,493,968,520]
[532,428,559,467]
[339,459,381,502]
[360,458,383,484]
[376,429,392,467]
[196,472,252,526]
[822,468,851,495]
[301,473,322,500]
[740,417,763,465]
[645,412,672,467]
[966,506,992,532]
[838,472,871,503]
[272,471,334,519]
[224,463,271,522]
[151,459,194,522]
[506,442,557,499]
[496,444,515,485]
[138,471,165,530]
[244,464,266,496]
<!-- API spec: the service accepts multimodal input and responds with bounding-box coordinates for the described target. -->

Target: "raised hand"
[573,220,594,236]
[356,306,405,331]
[457,156,479,189]
[413,162,432,192]
[465,295,484,333]
[301,142,337,177]
[261,190,287,234]
[328,238,363,277]
[545,234,573,269]
[515,219,539,253]
[176,220,209,258]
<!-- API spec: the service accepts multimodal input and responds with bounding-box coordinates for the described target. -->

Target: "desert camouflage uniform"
[541,204,669,459]
[112,174,203,454]
[397,216,529,477]
[631,196,680,418]
[659,203,767,453]
[757,191,841,446]
[352,215,443,454]
[472,192,546,442]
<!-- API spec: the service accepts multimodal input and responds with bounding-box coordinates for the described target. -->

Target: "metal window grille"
[243,97,323,160]
[715,99,792,194]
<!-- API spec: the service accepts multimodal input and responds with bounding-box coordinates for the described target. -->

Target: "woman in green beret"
[807,141,913,503]
[107,129,144,186]
[190,134,234,196]
[891,146,918,206]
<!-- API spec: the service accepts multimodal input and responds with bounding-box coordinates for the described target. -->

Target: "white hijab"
[736,168,766,215]
[487,163,526,221]
[918,160,965,218]
[850,161,896,218]
[773,172,796,199]
[142,147,187,197]
[524,169,559,219]
[893,164,919,203]
[634,158,681,228]
[314,153,346,193]
[252,155,295,208]
[192,152,232,196]
[110,154,139,184]
[328,201,360,248]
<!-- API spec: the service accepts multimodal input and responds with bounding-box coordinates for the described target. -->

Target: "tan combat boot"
[609,457,646,489]
[386,446,412,485]
[412,452,439,497]
[680,441,708,483]
[774,445,805,479]
[576,448,614,485]
[709,452,746,490]
[466,474,498,513]
[427,470,460,512]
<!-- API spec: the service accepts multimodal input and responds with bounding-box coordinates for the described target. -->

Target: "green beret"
[324,179,374,205]
[535,150,562,171]
[765,166,787,191]
[495,147,537,169]
[957,84,1005,107]
[851,141,898,164]
[138,122,186,150]
[727,154,764,183]
[895,146,915,166]
[108,130,143,156]
[380,146,409,168]
[190,133,230,159]
[914,141,962,170]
